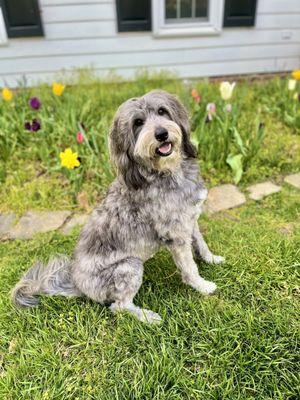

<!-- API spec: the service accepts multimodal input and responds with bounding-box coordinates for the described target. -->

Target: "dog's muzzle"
[154,127,173,157]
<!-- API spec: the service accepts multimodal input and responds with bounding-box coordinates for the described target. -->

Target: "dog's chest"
[146,176,207,244]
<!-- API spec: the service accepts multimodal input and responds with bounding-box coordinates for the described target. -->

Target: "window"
[153,0,224,37]
[116,0,151,32]
[0,0,43,38]
[223,0,257,27]
[165,0,208,23]
[0,6,7,45]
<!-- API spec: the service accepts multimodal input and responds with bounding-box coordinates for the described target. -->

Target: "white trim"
[152,0,224,38]
[0,7,8,46]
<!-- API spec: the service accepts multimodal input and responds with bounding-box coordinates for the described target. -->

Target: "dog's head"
[109,90,197,189]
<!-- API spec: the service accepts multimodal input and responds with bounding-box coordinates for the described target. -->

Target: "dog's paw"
[203,254,225,265]
[212,255,225,264]
[138,309,162,324]
[196,280,217,295]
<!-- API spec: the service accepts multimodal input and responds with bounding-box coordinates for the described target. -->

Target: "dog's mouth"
[155,142,173,157]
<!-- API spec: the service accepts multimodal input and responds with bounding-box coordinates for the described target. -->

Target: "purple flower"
[24,118,41,131]
[29,96,41,110]
[24,121,31,131]
[31,118,41,131]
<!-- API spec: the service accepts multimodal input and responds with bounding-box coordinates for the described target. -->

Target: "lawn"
[0,72,299,399]
[0,186,299,399]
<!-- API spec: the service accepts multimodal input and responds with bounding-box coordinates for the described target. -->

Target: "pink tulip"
[76,131,84,144]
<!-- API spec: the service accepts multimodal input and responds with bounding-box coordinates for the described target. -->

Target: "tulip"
[77,131,84,144]
[52,82,65,96]
[291,70,300,80]
[29,96,41,110]
[225,103,232,113]
[2,88,13,101]
[220,81,236,100]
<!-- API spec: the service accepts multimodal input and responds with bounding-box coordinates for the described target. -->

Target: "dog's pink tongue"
[158,142,171,154]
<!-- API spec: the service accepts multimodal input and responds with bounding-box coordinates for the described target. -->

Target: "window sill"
[153,25,222,38]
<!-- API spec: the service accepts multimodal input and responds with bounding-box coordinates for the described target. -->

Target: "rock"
[247,181,281,201]
[8,211,71,240]
[284,173,300,189]
[203,184,246,213]
[61,214,89,235]
[0,213,16,239]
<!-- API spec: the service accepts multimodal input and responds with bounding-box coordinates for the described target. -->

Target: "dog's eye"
[134,119,144,127]
[158,107,166,116]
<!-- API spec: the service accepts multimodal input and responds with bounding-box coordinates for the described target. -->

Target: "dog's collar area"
[155,142,172,157]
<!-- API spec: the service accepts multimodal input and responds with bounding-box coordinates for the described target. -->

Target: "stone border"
[0,173,299,241]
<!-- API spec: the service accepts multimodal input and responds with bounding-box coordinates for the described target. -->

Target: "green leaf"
[226,153,243,184]
[233,128,247,156]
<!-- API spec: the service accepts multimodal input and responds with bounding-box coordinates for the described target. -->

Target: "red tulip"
[76,131,84,144]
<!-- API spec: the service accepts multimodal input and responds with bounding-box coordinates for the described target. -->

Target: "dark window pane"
[181,0,192,18]
[166,0,177,19]
[120,0,148,21]
[5,0,37,27]
[196,0,208,18]
[228,0,253,16]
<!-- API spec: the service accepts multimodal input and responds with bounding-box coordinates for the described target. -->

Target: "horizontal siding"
[0,0,300,86]
[1,43,299,75]
[1,29,300,59]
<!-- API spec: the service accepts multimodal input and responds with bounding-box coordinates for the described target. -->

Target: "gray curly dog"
[12,90,224,324]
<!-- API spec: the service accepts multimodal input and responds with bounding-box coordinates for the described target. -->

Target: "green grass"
[0,72,299,214]
[0,185,299,399]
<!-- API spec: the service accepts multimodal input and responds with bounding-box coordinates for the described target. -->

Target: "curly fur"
[12,90,224,324]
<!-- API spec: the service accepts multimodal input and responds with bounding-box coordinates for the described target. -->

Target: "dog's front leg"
[169,243,217,295]
[192,222,225,264]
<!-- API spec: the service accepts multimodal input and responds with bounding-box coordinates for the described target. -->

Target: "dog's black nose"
[155,127,169,142]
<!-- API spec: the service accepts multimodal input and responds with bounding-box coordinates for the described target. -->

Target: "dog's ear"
[167,93,198,159]
[109,109,147,190]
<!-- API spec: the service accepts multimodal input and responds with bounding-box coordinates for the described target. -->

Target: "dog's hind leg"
[75,257,161,324]
[192,222,225,264]
[108,258,161,324]
[169,243,217,295]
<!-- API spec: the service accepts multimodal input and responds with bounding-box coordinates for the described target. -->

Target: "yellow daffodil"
[60,148,80,169]
[291,70,300,80]
[52,82,65,96]
[2,87,13,101]
[220,81,236,101]
[288,79,296,91]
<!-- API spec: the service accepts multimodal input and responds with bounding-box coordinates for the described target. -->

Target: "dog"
[12,90,224,324]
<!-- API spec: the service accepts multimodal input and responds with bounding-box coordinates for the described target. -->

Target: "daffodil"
[291,70,300,80]
[2,87,13,101]
[52,82,65,96]
[60,148,80,169]
[288,79,296,91]
[220,81,236,101]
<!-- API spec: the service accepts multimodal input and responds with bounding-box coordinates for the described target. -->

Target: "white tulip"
[288,79,296,91]
[220,81,236,100]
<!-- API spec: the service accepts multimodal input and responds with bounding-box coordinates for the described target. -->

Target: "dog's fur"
[12,90,224,323]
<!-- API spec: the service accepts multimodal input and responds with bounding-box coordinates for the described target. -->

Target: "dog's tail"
[12,256,81,307]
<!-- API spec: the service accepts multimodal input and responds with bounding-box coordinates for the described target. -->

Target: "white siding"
[0,0,300,87]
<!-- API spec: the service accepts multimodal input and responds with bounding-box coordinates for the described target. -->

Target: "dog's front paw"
[203,254,225,265]
[196,280,217,295]
[212,255,225,264]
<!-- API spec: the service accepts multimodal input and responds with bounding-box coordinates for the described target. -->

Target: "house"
[0,0,299,87]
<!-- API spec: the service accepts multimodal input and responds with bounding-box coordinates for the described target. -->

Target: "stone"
[60,214,89,235]
[284,173,300,189]
[247,181,281,201]
[203,184,246,214]
[8,211,71,240]
[0,213,16,239]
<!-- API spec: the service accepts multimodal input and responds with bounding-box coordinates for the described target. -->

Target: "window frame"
[152,0,224,37]
[0,6,7,45]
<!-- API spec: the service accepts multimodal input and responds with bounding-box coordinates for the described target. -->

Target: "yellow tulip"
[52,82,65,96]
[220,81,236,100]
[291,70,300,80]
[2,87,13,101]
